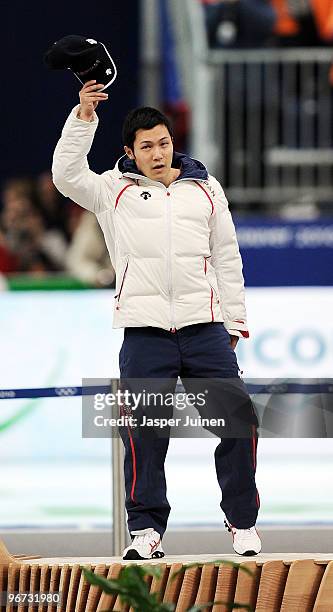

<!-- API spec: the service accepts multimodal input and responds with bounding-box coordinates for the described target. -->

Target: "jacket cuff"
[66,105,99,127]
[224,322,250,339]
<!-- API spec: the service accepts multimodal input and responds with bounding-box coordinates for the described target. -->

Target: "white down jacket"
[52,105,249,338]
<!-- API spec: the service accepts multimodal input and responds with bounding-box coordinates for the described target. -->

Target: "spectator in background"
[271,0,333,46]
[202,0,276,49]
[35,170,84,247]
[0,173,85,276]
[0,227,19,273]
[1,177,37,213]
[0,189,67,274]
[66,211,115,287]
[0,181,31,273]
[35,171,73,240]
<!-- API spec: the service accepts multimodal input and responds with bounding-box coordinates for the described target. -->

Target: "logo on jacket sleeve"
[203,181,216,198]
[140,191,152,200]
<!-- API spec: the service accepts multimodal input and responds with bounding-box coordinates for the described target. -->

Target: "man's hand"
[230,335,239,350]
[77,80,109,122]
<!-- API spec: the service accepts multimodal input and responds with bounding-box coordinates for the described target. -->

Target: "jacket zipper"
[166,192,176,332]
[115,260,129,310]
[160,182,212,333]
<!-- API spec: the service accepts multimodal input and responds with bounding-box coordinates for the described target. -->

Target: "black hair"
[122,107,173,150]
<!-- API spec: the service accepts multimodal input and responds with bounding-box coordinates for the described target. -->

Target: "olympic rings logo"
[55,388,78,397]
[0,391,15,398]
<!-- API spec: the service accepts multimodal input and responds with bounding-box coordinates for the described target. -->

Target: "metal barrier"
[208,48,333,205]
[169,0,333,206]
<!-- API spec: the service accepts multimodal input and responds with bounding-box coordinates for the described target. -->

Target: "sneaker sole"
[123,549,165,560]
[235,549,261,556]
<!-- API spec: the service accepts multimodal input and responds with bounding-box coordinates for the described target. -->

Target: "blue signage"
[235,218,333,286]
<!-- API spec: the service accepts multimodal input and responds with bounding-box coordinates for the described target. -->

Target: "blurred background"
[1,0,333,554]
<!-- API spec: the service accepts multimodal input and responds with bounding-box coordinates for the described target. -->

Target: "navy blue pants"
[118,322,260,536]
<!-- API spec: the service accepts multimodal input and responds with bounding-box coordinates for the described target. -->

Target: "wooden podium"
[1,540,333,610]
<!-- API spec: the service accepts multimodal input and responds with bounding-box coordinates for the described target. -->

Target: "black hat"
[44,35,117,90]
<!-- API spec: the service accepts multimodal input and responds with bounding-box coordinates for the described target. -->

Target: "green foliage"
[83,559,254,612]
[83,566,173,612]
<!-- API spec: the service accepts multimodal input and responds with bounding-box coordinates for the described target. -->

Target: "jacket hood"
[117,151,208,181]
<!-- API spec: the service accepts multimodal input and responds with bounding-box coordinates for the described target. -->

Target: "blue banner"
[235,218,333,286]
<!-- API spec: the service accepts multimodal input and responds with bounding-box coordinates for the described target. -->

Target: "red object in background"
[0,244,19,273]
[329,64,333,87]
[163,100,191,153]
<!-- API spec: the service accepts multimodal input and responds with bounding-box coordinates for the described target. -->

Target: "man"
[52,80,261,560]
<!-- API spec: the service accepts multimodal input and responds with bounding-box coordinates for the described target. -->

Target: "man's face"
[124,124,173,183]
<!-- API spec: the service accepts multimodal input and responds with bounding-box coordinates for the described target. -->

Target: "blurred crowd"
[201,0,333,49]
[0,173,115,285]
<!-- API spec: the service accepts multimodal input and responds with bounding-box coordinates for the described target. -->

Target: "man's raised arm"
[52,80,113,214]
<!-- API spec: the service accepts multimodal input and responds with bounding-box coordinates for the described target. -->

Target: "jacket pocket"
[202,256,220,304]
[115,257,129,310]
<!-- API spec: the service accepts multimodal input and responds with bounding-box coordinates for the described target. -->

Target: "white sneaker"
[123,527,165,560]
[224,520,261,556]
